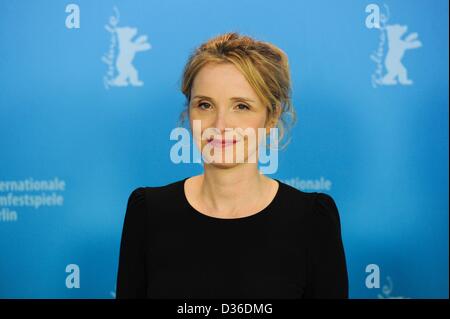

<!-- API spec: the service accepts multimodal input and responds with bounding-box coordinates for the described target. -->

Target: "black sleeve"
[116,187,148,298]
[303,193,349,299]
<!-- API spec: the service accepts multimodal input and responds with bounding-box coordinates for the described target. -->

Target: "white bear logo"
[102,7,151,89]
[112,27,151,87]
[370,5,422,88]
[381,24,422,85]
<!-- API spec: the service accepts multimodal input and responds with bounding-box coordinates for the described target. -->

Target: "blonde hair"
[179,32,297,150]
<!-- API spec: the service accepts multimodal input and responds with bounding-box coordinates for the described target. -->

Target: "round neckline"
[181,176,282,222]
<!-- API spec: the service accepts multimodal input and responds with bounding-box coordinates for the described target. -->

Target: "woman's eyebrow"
[191,95,215,102]
[191,95,255,103]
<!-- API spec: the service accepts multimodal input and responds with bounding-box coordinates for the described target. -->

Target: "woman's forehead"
[191,64,261,101]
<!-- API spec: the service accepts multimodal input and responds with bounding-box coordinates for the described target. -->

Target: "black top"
[116,177,349,299]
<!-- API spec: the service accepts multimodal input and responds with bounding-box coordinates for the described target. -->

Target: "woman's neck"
[197,164,273,218]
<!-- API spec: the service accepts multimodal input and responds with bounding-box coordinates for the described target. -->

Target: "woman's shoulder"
[278,178,336,202]
[127,178,186,206]
[277,179,341,227]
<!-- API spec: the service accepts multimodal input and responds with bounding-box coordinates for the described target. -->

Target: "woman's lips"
[207,138,238,148]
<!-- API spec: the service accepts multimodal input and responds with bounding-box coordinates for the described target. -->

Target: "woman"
[116,32,348,299]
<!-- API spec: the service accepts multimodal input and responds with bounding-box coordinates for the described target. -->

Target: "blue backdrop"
[0,0,448,298]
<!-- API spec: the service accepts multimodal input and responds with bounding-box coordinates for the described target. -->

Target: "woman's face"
[189,62,272,168]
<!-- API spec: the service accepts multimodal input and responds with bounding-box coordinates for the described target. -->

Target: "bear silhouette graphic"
[112,27,151,87]
[381,24,422,85]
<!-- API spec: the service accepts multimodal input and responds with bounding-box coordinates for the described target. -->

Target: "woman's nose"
[211,110,230,132]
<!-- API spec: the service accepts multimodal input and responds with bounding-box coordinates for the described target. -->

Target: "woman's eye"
[198,102,211,110]
[236,103,250,110]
